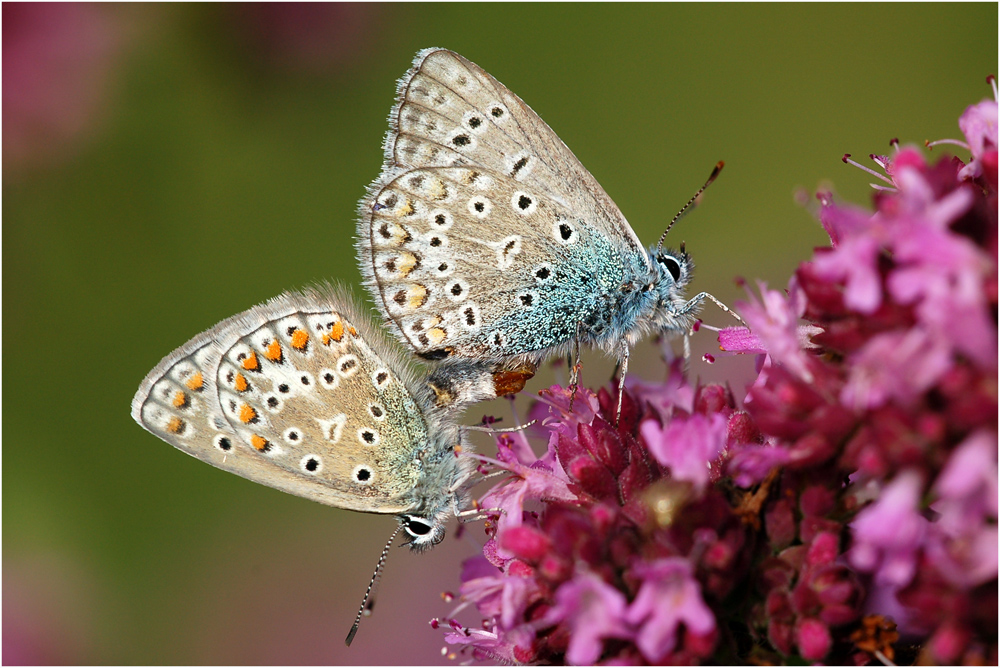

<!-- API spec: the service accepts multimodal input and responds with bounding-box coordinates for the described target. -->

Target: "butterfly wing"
[132,285,453,515]
[358,48,650,361]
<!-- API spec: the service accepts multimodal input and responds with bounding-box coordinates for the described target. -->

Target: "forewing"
[358,48,645,358]
[132,285,434,515]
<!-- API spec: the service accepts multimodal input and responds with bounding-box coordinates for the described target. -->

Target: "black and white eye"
[403,516,433,537]
[213,434,233,452]
[283,427,302,444]
[658,254,682,282]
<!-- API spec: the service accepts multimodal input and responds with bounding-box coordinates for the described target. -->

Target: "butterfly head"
[397,423,475,551]
[647,244,699,333]
[400,513,447,549]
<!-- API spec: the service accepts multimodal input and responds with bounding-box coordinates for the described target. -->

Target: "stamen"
[925,138,970,151]
[842,154,895,186]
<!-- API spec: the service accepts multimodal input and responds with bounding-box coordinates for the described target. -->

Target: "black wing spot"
[535,267,551,280]
[468,116,482,128]
[278,384,290,394]
[451,283,463,296]
[491,106,504,118]
[452,134,471,147]
[430,237,442,247]
[464,308,476,325]
[304,457,319,472]
[520,294,534,307]
[434,213,447,226]
[393,290,407,305]
[518,195,532,210]
[417,348,451,361]
[511,156,528,176]
[474,201,485,213]
[559,223,573,240]
[356,468,371,481]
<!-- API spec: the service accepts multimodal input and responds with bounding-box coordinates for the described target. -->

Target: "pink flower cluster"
[436,81,997,664]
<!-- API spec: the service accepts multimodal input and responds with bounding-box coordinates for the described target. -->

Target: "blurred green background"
[3,3,996,664]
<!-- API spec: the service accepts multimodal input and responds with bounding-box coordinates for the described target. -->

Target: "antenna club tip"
[842,154,852,163]
[345,624,360,646]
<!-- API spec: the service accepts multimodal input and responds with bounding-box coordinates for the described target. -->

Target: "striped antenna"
[656,161,725,255]
[345,523,403,646]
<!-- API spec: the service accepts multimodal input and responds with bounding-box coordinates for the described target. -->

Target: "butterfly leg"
[679,291,747,327]
[614,341,629,426]
[567,328,582,412]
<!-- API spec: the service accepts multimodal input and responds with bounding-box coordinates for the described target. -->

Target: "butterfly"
[356,48,739,406]
[130,284,478,642]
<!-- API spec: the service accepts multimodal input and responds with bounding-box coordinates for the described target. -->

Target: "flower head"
[437,80,997,666]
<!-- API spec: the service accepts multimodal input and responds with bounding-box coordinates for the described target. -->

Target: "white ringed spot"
[300,455,323,475]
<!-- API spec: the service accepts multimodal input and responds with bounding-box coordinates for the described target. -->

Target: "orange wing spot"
[239,404,258,424]
[250,434,270,451]
[241,351,259,371]
[328,320,344,343]
[290,329,309,350]
[185,371,204,391]
[348,326,358,337]
[166,417,185,434]
[234,373,249,392]
[172,391,189,409]
[264,340,283,362]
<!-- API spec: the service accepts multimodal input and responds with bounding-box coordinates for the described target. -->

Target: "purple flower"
[437,80,997,666]
[956,80,998,183]
[840,329,952,410]
[540,572,632,665]
[640,413,727,493]
[624,558,715,662]
[731,280,818,383]
[849,471,928,587]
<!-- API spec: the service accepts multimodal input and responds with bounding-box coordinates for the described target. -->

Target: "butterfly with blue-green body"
[357,48,738,400]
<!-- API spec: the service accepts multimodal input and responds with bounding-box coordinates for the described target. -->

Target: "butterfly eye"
[658,254,683,282]
[403,517,432,536]
[401,515,445,548]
